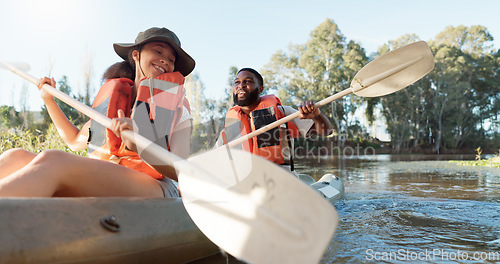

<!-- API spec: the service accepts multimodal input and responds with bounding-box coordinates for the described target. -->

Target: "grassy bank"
[450,157,500,168]
[0,125,87,156]
[450,148,500,168]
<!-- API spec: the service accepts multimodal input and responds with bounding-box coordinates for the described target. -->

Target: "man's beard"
[233,88,260,106]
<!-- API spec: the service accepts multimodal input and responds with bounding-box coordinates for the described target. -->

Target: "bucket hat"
[113,27,195,76]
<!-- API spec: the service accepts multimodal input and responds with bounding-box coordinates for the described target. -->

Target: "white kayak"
[0,174,342,264]
[299,173,345,204]
[0,197,236,264]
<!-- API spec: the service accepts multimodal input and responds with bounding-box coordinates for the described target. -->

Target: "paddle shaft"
[5,63,112,128]
[3,62,339,264]
[6,61,308,227]
[2,62,183,166]
[225,88,351,148]
[0,62,30,71]
[224,53,426,149]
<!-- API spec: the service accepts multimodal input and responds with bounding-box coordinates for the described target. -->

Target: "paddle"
[223,41,435,149]
[1,62,338,264]
[0,62,31,72]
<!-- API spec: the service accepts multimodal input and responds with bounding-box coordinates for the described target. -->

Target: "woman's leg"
[0,148,37,179]
[0,150,164,197]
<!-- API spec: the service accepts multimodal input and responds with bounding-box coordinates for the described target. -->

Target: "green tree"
[0,105,21,129]
[40,76,87,130]
[378,34,427,152]
[261,19,368,141]
[427,25,497,152]
[185,72,226,153]
[212,66,238,138]
[379,25,499,153]
[224,66,238,108]
[185,72,207,153]
[75,52,94,125]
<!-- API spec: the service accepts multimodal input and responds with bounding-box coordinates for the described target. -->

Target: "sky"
[0,0,499,112]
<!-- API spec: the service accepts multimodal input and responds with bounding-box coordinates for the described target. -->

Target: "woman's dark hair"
[101,46,141,82]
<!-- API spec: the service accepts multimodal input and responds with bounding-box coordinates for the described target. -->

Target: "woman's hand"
[111,109,138,152]
[298,100,320,119]
[37,77,56,102]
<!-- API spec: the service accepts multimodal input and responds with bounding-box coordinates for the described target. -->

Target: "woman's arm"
[69,121,91,151]
[37,77,89,151]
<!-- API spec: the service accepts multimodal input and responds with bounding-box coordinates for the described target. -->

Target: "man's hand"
[298,100,320,119]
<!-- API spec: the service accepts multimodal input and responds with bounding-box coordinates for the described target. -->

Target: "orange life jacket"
[88,72,189,179]
[221,95,299,165]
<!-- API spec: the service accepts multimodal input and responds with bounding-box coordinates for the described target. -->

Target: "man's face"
[233,71,261,106]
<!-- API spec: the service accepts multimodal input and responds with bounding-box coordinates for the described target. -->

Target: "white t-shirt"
[173,106,193,133]
[280,106,314,137]
[170,106,193,159]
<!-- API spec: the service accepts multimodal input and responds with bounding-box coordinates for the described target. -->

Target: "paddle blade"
[351,41,434,97]
[180,148,338,264]
[0,61,31,72]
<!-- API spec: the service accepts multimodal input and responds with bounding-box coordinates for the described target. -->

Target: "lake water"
[295,154,500,263]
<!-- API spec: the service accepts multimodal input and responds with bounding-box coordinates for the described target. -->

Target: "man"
[216,68,332,171]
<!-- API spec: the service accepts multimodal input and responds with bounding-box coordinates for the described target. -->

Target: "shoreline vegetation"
[1,127,498,168]
[450,148,500,168]
[0,126,87,156]
[451,157,500,168]
[1,22,499,159]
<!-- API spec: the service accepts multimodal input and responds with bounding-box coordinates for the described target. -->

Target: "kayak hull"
[0,197,224,264]
[1,174,342,263]
[299,173,344,204]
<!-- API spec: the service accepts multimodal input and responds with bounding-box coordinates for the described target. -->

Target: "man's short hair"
[237,68,263,87]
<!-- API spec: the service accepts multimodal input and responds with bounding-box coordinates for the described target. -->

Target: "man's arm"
[308,112,333,136]
[297,100,333,136]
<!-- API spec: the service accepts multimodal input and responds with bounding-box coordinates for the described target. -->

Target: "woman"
[0,27,194,198]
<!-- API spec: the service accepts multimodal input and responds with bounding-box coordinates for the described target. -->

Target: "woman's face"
[133,41,176,79]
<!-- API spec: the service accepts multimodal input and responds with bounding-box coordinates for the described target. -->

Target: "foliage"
[451,159,500,167]
[2,22,499,155]
[0,124,87,156]
[261,19,369,140]
[450,149,500,167]
[376,26,499,153]
[475,146,482,161]
[185,72,229,154]
[0,105,22,129]
[1,75,90,156]
[39,76,89,131]
[0,128,43,154]
[217,21,500,154]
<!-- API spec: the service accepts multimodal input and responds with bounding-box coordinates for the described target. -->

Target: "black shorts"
[156,177,179,197]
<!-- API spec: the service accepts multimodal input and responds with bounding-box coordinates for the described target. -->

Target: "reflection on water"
[295,154,500,263]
